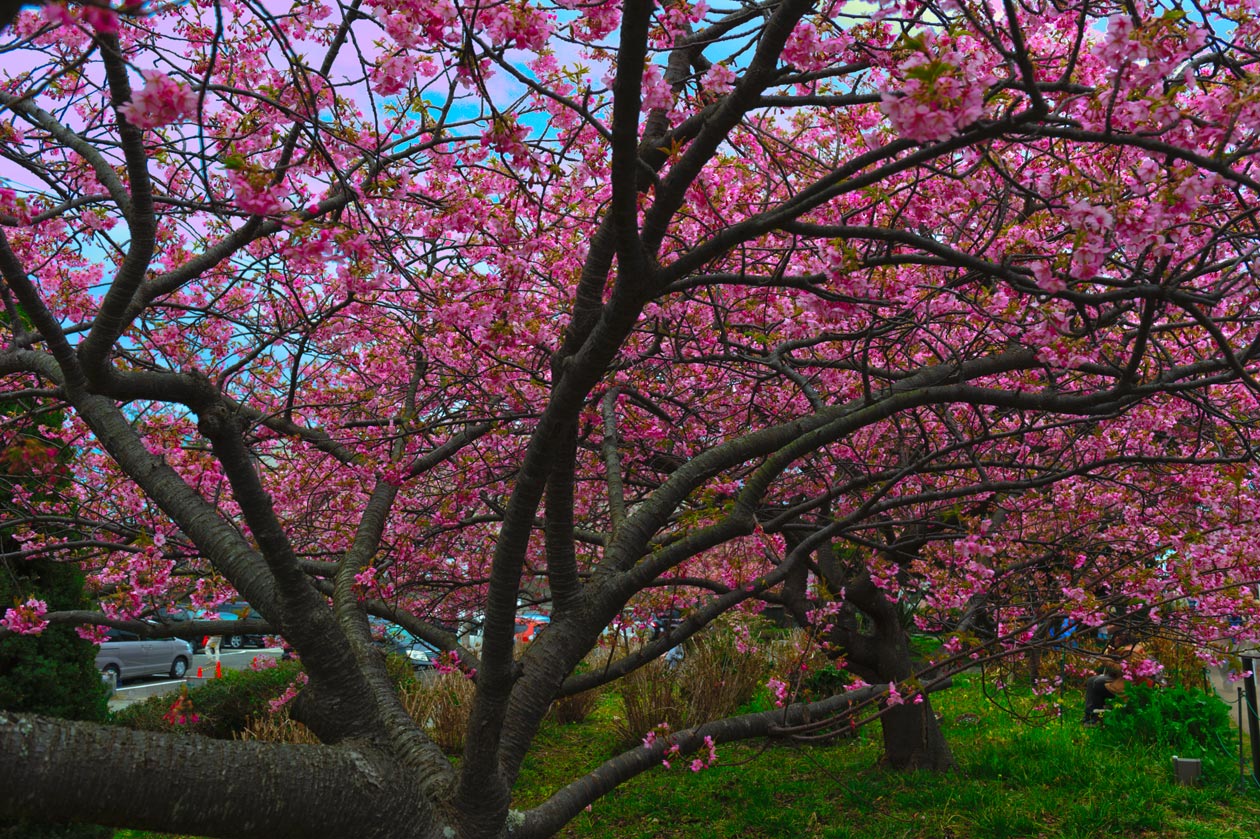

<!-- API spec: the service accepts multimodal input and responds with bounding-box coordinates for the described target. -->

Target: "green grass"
[115,673,1260,839]
[511,674,1260,839]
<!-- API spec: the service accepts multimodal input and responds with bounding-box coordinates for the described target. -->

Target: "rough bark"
[877,694,956,772]
[839,577,958,772]
[0,712,445,839]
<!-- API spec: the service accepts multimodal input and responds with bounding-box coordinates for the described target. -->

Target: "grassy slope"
[117,673,1260,839]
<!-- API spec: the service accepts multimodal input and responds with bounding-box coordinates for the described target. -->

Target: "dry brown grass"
[401,670,477,754]
[235,709,321,745]
[676,631,768,725]
[547,687,604,724]
[611,626,776,747]
[237,670,477,752]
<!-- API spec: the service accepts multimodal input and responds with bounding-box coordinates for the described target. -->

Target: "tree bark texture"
[0,713,444,839]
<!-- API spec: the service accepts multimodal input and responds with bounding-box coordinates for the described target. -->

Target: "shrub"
[547,687,604,725]
[800,662,853,699]
[676,630,767,724]
[236,709,321,745]
[613,658,685,748]
[400,670,476,754]
[611,622,774,747]
[0,559,111,839]
[111,661,305,739]
[235,668,476,751]
[1095,683,1231,754]
[1144,635,1214,691]
[0,560,108,723]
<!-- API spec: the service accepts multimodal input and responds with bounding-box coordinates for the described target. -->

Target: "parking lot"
[107,647,284,710]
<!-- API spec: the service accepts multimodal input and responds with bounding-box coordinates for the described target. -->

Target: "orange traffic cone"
[215,661,223,679]
[196,666,203,678]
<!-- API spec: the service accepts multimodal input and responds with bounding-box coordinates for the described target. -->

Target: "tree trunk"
[878,694,955,771]
[871,621,957,772]
[842,577,957,772]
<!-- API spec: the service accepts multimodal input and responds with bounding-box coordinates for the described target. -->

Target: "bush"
[400,670,476,754]
[0,559,111,839]
[235,668,476,752]
[0,560,109,722]
[236,708,321,745]
[547,687,604,724]
[1145,635,1215,691]
[799,662,853,699]
[613,658,686,748]
[111,662,305,739]
[611,623,774,748]
[676,630,767,724]
[1095,683,1231,754]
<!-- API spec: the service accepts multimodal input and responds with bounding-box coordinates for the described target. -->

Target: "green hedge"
[111,661,305,740]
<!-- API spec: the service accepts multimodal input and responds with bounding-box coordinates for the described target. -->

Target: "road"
[107,647,284,710]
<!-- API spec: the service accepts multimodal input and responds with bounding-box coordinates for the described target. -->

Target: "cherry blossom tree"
[4,0,1260,837]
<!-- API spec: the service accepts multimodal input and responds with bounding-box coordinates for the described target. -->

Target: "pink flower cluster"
[226,169,290,216]
[688,735,718,773]
[880,33,992,143]
[782,21,850,74]
[2,598,49,635]
[480,1,554,52]
[642,722,687,768]
[1094,13,1207,82]
[371,0,458,49]
[268,671,310,712]
[118,71,199,130]
[0,186,30,224]
[162,693,199,726]
[373,53,421,97]
[1062,198,1117,280]
[82,4,120,34]
[482,116,532,166]
[433,650,466,676]
[641,64,674,112]
[1127,657,1164,681]
[76,624,110,644]
[702,64,737,96]
[556,0,619,41]
[42,1,119,34]
[652,0,707,49]
[767,676,789,708]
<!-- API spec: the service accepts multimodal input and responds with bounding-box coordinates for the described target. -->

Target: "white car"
[96,627,194,687]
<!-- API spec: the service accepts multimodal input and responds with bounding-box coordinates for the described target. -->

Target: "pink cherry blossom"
[225,169,290,216]
[373,53,420,96]
[118,71,200,129]
[2,598,49,635]
[702,64,736,96]
[641,64,674,112]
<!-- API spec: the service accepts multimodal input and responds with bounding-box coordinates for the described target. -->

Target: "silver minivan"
[95,627,194,687]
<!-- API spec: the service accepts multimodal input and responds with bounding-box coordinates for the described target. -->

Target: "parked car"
[202,601,269,650]
[96,627,194,687]
[151,606,201,647]
[372,633,439,669]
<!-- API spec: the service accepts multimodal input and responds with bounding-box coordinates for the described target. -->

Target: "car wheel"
[226,635,244,649]
[102,665,120,690]
[170,657,189,679]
